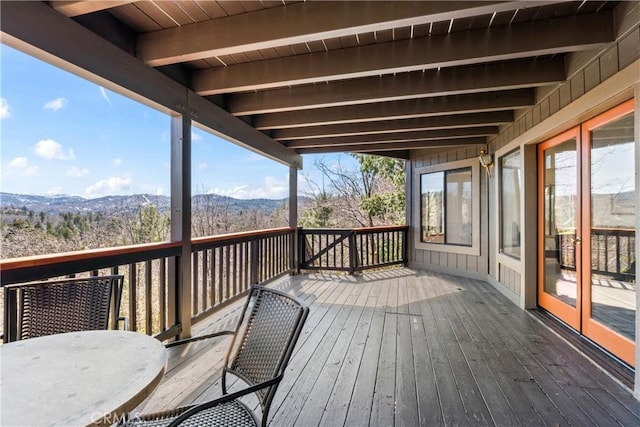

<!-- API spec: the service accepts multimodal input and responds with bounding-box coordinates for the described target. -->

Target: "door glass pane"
[445,168,472,246]
[543,139,578,307]
[590,113,636,341]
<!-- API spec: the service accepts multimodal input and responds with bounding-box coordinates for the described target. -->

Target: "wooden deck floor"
[136,268,640,426]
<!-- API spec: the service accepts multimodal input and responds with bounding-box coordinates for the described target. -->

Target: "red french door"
[538,99,636,366]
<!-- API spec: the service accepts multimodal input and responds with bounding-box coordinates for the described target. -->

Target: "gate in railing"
[299,225,408,273]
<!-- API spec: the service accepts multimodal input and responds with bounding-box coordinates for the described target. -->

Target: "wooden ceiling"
[10,1,621,160]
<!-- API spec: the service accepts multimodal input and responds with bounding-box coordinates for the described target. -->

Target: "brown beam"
[138,1,554,67]
[229,58,565,115]
[296,137,487,154]
[272,111,512,141]
[1,1,302,168]
[286,127,498,148]
[254,89,534,129]
[50,1,136,17]
[194,12,612,94]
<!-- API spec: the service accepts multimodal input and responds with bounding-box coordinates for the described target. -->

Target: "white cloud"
[198,162,208,170]
[212,175,288,199]
[0,98,10,119]
[192,131,203,142]
[85,176,131,198]
[8,157,28,168]
[7,157,38,176]
[100,87,112,106]
[67,166,89,177]
[34,139,75,160]
[43,97,68,111]
[155,187,164,196]
[113,158,123,166]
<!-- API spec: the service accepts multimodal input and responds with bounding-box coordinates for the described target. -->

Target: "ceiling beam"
[229,58,565,115]
[194,12,612,95]
[137,1,555,67]
[273,112,512,141]
[296,137,487,154]
[50,1,136,17]
[1,1,302,168]
[286,127,498,148]
[254,89,534,129]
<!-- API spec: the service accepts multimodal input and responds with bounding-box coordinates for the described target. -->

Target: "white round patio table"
[0,330,167,426]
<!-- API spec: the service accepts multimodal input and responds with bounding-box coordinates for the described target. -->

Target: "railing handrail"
[192,227,294,249]
[0,241,182,272]
[300,225,408,234]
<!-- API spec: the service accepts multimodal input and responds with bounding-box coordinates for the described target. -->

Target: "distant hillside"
[0,192,303,216]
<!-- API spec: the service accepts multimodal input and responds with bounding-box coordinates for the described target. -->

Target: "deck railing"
[0,225,404,342]
[190,227,295,323]
[299,225,409,273]
[0,242,183,341]
[558,227,635,280]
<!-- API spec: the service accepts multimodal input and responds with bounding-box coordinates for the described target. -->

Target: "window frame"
[498,148,523,260]
[414,158,480,256]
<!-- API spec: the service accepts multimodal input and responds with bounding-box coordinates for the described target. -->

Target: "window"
[420,167,473,246]
[414,158,479,255]
[500,150,522,259]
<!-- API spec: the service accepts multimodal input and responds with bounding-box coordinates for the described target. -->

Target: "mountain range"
[0,192,296,215]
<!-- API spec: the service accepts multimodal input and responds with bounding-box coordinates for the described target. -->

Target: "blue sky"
[1,44,356,199]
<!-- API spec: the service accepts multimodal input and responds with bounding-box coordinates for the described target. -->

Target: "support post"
[289,165,299,273]
[169,114,192,338]
[404,160,412,265]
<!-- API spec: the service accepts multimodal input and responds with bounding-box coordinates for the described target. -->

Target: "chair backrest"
[223,284,308,426]
[3,275,124,342]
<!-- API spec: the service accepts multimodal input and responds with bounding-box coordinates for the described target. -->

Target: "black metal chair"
[3,275,126,342]
[122,284,309,427]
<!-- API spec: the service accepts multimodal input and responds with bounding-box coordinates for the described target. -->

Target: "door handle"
[572,236,581,245]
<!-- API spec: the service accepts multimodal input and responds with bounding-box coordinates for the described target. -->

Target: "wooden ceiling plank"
[285,127,498,148]
[254,90,534,129]
[137,1,556,66]
[228,58,564,115]
[272,112,513,140]
[108,4,164,32]
[174,1,212,23]
[295,137,487,154]
[193,11,612,95]
[51,1,136,17]
[1,1,301,168]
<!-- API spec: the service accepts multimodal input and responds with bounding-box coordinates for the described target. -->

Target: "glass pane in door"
[590,113,636,341]
[543,139,578,307]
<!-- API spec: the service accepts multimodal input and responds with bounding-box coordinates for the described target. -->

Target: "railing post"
[349,230,357,275]
[291,228,299,274]
[250,238,260,284]
[4,288,18,342]
[298,228,306,271]
[402,227,409,265]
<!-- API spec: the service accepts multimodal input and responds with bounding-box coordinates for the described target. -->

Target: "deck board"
[135,269,640,426]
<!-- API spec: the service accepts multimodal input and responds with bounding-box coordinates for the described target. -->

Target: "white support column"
[170,114,192,338]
